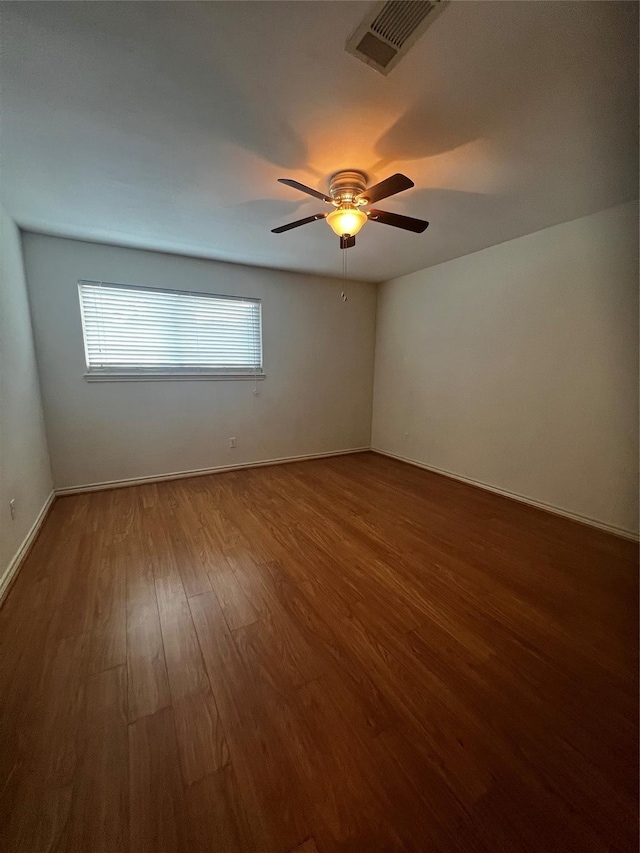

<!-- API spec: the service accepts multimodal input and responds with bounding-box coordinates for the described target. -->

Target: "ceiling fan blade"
[357,173,414,205]
[340,235,356,250]
[278,178,333,203]
[367,209,429,233]
[271,213,327,234]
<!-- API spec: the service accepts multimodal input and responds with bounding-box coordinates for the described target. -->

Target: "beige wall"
[372,203,639,536]
[22,234,377,490]
[0,208,53,589]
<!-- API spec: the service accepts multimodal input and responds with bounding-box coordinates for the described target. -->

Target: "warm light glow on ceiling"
[326,205,368,237]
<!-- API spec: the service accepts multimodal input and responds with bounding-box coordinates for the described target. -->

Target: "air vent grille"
[370,1,434,49]
[356,32,396,68]
[346,0,448,75]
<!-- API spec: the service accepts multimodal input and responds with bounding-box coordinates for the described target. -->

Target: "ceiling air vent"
[346,0,448,75]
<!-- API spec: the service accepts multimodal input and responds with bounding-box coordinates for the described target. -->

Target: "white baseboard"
[0,490,56,605]
[371,448,639,542]
[55,447,371,496]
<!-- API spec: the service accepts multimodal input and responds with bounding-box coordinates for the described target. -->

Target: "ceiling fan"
[271,170,429,249]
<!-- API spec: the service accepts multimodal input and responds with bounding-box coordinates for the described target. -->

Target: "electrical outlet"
[229,437,237,449]
[9,499,16,520]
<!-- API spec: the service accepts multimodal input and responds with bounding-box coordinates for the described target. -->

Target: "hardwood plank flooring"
[129,707,187,852]
[173,691,229,786]
[0,452,637,852]
[126,592,171,723]
[57,664,129,852]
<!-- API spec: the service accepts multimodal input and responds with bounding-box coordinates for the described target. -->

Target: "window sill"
[84,373,266,383]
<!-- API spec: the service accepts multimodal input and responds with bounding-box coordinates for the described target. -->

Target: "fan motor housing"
[329,170,368,204]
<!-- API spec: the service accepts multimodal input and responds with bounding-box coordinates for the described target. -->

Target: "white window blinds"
[78,281,263,378]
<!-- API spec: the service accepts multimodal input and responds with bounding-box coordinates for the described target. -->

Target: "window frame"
[78,279,265,383]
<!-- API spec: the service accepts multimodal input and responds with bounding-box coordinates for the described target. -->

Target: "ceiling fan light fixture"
[272,171,428,245]
[326,205,368,237]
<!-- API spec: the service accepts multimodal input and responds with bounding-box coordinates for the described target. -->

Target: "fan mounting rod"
[328,170,368,206]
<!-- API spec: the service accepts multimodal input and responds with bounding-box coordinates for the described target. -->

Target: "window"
[78,280,263,381]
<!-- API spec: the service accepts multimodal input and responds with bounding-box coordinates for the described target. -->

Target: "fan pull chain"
[341,243,348,302]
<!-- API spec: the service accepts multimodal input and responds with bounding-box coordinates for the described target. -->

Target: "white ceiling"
[1,1,637,282]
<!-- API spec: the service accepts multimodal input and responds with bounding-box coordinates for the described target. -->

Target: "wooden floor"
[0,452,637,852]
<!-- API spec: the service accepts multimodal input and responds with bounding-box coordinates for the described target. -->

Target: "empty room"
[0,1,638,851]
